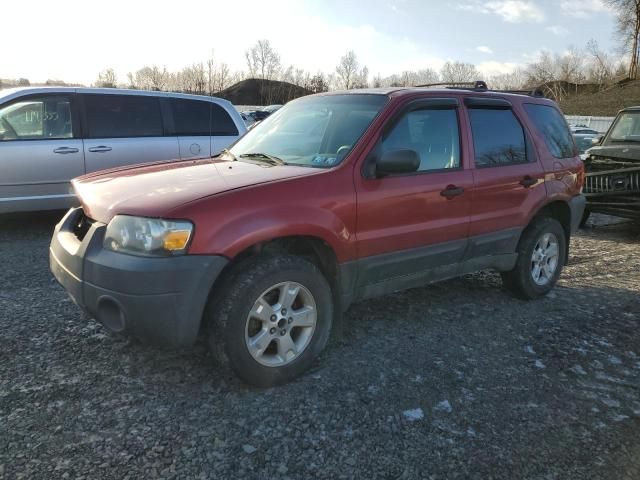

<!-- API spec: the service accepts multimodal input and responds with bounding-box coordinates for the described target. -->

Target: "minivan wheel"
[501,217,566,300]
[206,255,333,387]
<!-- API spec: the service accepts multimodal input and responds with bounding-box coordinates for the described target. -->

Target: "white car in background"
[0,87,247,213]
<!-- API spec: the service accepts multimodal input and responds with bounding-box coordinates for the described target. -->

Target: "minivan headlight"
[104,215,193,257]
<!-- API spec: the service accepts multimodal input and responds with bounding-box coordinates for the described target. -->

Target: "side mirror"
[376,149,420,177]
[591,135,604,145]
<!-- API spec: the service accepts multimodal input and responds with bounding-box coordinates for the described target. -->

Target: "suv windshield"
[606,111,640,144]
[229,94,387,168]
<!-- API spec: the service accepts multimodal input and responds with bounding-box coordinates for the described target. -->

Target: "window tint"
[469,109,527,167]
[212,104,239,136]
[0,96,73,141]
[172,99,210,136]
[524,104,575,158]
[85,95,163,138]
[382,108,460,171]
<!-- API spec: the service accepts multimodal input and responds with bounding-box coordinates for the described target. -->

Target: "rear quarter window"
[172,99,210,136]
[524,104,575,159]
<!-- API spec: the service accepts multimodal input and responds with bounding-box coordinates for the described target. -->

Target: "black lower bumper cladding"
[49,208,228,347]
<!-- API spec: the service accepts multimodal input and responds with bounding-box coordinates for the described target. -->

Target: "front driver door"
[354,98,473,295]
[0,93,84,213]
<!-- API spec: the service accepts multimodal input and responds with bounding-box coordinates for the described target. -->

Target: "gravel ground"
[1,211,639,479]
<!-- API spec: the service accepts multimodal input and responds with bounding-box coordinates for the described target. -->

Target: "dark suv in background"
[583,106,640,222]
[50,83,585,386]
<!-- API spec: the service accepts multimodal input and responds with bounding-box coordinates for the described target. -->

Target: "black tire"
[501,217,566,300]
[205,255,333,387]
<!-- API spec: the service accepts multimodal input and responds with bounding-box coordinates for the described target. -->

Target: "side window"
[524,104,575,158]
[211,104,239,136]
[0,96,73,141]
[382,108,461,172]
[85,95,163,138]
[172,99,211,136]
[469,109,527,167]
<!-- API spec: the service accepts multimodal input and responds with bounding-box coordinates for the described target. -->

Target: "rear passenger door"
[171,98,212,160]
[82,94,179,173]
[211,103,240,155]
[466,98,546,254]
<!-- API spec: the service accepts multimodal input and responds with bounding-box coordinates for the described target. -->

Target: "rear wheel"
[501,217,566,299]
[206,255,333,387]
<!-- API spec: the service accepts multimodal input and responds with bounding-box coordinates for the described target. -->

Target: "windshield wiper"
[217,148,238,161]
[239,152,286,166]
[610,139,640,143]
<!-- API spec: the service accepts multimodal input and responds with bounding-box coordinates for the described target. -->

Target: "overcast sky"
[3,0,616,85]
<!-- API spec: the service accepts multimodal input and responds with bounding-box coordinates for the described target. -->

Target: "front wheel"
[206,255,333,387]
[501,217,566,299]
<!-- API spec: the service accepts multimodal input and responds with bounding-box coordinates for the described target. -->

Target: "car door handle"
[519,176,537,188]
[88,146,112,153]
[440,185,465,199]
[53,147,79,154]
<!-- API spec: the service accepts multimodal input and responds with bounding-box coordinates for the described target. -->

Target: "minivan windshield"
[228,94,387,168]
[606,111,640,144]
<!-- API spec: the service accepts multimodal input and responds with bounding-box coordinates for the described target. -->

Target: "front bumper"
[49,208,228,347]
[583,166,640,220]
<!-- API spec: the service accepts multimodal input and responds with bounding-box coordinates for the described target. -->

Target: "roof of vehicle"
[621,106,640,112]
[0,86,235,107]
[316,85,554,103]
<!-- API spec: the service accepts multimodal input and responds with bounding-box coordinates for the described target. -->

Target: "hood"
[587,144,640,162]
[73,158,319,223]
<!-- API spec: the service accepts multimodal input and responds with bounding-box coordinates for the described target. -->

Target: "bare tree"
[586,39,615,87]
[246,40,281,81]
[129,66,169,91]
[95,68,118,88]
[604,0,640,79]
[440,62,479,83]
[489,68,527,90]
[309,73,329,93]
[336,50,360,89]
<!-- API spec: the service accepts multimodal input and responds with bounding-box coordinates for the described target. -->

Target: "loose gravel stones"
[1,212,639,479]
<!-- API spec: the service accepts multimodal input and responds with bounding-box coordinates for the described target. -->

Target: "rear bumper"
[49,208,228,347]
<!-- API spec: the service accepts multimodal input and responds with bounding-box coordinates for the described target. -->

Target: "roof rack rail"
[415,81,488,90]
[414,80,545,98]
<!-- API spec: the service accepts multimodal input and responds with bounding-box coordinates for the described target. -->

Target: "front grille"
[72,210,95,241]
[584,168,640,195]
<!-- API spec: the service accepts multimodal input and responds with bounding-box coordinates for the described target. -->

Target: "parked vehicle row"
[240,104,283,127]
[569,124,601,158]
[49,84,585,387]
[0,88,246,213]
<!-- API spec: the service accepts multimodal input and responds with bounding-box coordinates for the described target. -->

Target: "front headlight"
[103,215,193,257]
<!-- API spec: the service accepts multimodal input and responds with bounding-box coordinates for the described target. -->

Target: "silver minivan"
[0,87,247,213]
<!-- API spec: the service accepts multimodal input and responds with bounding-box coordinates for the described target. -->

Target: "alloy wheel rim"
[244,281,317,367]
[530,232,560,286]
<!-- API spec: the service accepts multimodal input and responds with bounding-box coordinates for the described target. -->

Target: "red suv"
[50,85,585,386]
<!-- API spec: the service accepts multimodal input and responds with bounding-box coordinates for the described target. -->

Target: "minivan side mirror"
[591,135,604,145]
[376,149,420,177]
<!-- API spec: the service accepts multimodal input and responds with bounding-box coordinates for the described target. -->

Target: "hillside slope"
[218,78,311,105]
[560,80,640,116]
